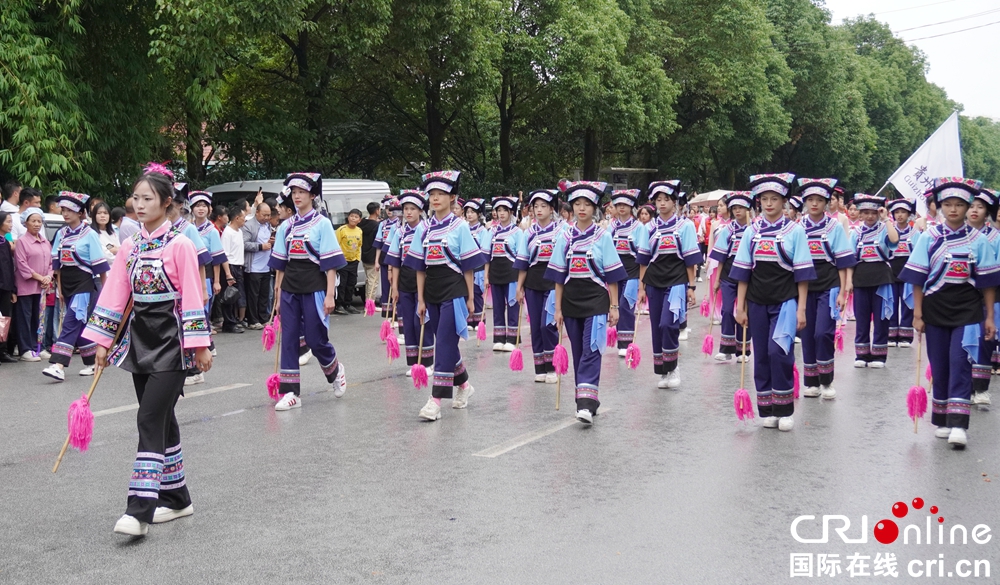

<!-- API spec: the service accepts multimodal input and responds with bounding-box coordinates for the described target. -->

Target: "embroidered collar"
[293,210,318,226]
[140,220,172,240]
[63,222,87,237]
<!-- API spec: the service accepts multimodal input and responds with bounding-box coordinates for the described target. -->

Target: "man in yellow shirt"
[335,209,364,314]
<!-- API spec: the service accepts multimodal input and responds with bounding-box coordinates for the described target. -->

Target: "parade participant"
[607,189,641,358]
[733,173,816,431]
[42,191,110,381]
[514,189,561,383]
[545,181,626,424]
[387,189,434,373]
[887,199,916,348]
[187,190,228,375]
[709,192,753,363]
[484,195,522,351]
[846,201,861,231]
[373,196,401,321]
[404,171,485,421]
[267,173,348,411]
[463,199,491,330]
[849,194,899,368]
[965,187,1000,406]
[795,178,856,399]
[900,178,1000,448]
[786,196,803,222]
[915,195,940,231]
[635,180,702,389]
[82,169,212,536]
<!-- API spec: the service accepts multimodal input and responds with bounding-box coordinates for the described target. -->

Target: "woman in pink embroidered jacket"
[82,170,212,537]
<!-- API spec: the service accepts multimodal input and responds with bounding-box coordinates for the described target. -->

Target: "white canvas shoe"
[453,383,474,409]
[665,370,680,389]
[298,349,312,366]
[821,385,836,400]
[492,342,504,351]
[42,364,65,381]
[761,416,779,428]
[853,360,867,368]
[618,348,627,357]
[184,373,204,386]
[274,392,301,411]
[419,398,441,420]
[678,329,689,341]
[152,504,194,524]
[934,426,950,439]
[502,343,516,352]
[973,392,991,405]
[897,341,912,348]
[544,373,558,384]
[656,375,670,389]
[534,374,547,383]
[113,515,148,536]
[802,386,821,397]
[778,416,794,431]
[19,351,41,362]
[714,353,731,362]
[948,427,967,448]
[79,365,95,376]
[576,409,593,424]
[736,354,750,363]
[869,361,885,369]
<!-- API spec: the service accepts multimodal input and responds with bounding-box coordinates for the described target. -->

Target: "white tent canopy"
[687,189,730,206]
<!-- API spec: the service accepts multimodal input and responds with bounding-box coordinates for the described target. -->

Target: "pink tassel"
[67,395,95,452]
[386,336,401,362]
[261,323,277,351]
[607,326,618,347]
[733,388,755,422]
[477,321,487,341]
[700,295,710,317]
[835,326,844,354]
[509,348,524,371]
[266,373,281,401]
[907,385,927,420]
[379,319,392,342]
[364,298,376,316]
[793,364,800,399]
[701,334,714,356]
[553,344,569,375]
[411,364,429,388]
[625,343,641,369]
[925,363,932,382]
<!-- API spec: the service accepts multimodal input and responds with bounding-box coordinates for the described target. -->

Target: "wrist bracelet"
[610,305,619,309]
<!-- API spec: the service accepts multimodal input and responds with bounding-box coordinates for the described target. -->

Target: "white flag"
[884,111,963,217]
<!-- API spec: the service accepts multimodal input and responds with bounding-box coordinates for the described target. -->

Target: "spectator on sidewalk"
[13,207,51,361]
[0,212,17,362]
[334,209,363,314]
[220,204,247,332]
[1,181,22,241]
[359,201,381,308]
[118,198,141,243]
[242,199,273,329]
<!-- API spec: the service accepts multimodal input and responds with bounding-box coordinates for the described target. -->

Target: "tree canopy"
[1,0,996,200]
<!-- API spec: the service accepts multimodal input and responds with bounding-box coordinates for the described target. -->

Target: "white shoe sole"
[274,397,301,411]
[152,504,194,524]
[333,365,347,398]
[453,385,474,409]
[419,410,441,421]
[576,410,593,424]
[802,387,821,397]
[42,368,65,382]
[113,515,148,536]
[934,427,950,439]
[761,417,778,428]
[948,431,967,448]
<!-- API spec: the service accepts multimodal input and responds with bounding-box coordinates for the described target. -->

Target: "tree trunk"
[498,70,514,182]
[185,102,204,182]
[426,90,445,170]
[583,127,600,180]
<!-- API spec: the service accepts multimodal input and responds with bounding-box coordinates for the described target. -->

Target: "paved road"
[1,289,998,584]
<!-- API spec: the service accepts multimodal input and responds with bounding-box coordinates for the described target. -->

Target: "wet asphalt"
[1,285,998,584]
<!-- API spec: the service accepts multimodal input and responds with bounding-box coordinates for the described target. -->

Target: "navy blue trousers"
[278,291,339,395]
[801,289,836,388]
[564,315,603,415]
[398,290,434,367]
[720,279,750,357]
[525,288,558,374]
[468,280,485,328]
[50,292,97,367]
[973,317,995,396]
[925,324,972,429]
[748,301,795,418]
[853,286,889,364]
[428,298,470,399]
[616,280,637,349]
[646,285,681,375]
[491,282,518,344]
[888,281,914,344]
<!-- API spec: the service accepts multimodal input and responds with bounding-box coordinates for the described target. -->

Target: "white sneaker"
[298,349,312,366]
[40,349,51,359]
[678,329,689,341]
[152,504,194,524]
[210,348,217,357]
[736,355,750,363]
[333,364,347,398]
[405,368,412,377]
[113,514,148,536]
[847,315,855,322]
[714,352,731,362]
[656,375,670,389]
[948,427,967,448]
[697,276,703,282]
[761,416,779,428]
[534,374,546,383]
[869,361,885,369]
[576,409,593,424]
[934,426,950,438]
[665,370,681,389]
[79,365,95,376]
[821,385,836,400]
[618,348,627,357]
[544,373,558,384]
[42,364,65,381]
[802,386,821,397]
[973,392,991,405]
[492,342,504,351]
[502,343,516,352]
[184,373,204,386]
[274,392,301,411]
[897,341,912,348]
[20,351,41,362]
[453,383,474,409]
[419,398,441,421]
[397,334,405,343]
[853,360,867,368]
[778,416,794,431]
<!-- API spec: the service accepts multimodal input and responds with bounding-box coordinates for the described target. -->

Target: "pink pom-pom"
[835,326,844,354]
[67,395,94,452]
[386,336,401,362]
[364,298,376,316]
[907,385,927,419]
[925,363,932,382]
[607,326,618,347]
[701,334,714,356]
[734,388,755,422]
[477,321,487,341]
[266,373,281,401]
[411,364,429,388]
[553,344,569,375]
[700,295,710,317]
[509,348,523,371]
[379,319,392,342]
[625,343,641,369]
[143,161,174,180]
[793,364,800,399]
[262,323,277,351]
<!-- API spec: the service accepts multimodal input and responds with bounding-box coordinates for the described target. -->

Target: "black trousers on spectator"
[221,265,245,328]
[244,271,272,326]
[337,261,358,308]
[15,293,41,355]
[0,289,15,355]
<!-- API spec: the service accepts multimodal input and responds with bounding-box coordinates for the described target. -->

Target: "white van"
[206,178,390,227]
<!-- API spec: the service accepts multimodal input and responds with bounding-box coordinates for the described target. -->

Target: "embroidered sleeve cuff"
[181,309,212,348]
[82,307,122,348]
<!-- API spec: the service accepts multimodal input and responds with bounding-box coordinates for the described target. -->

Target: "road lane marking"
[92,383,252,417]
[472,408,612,458]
